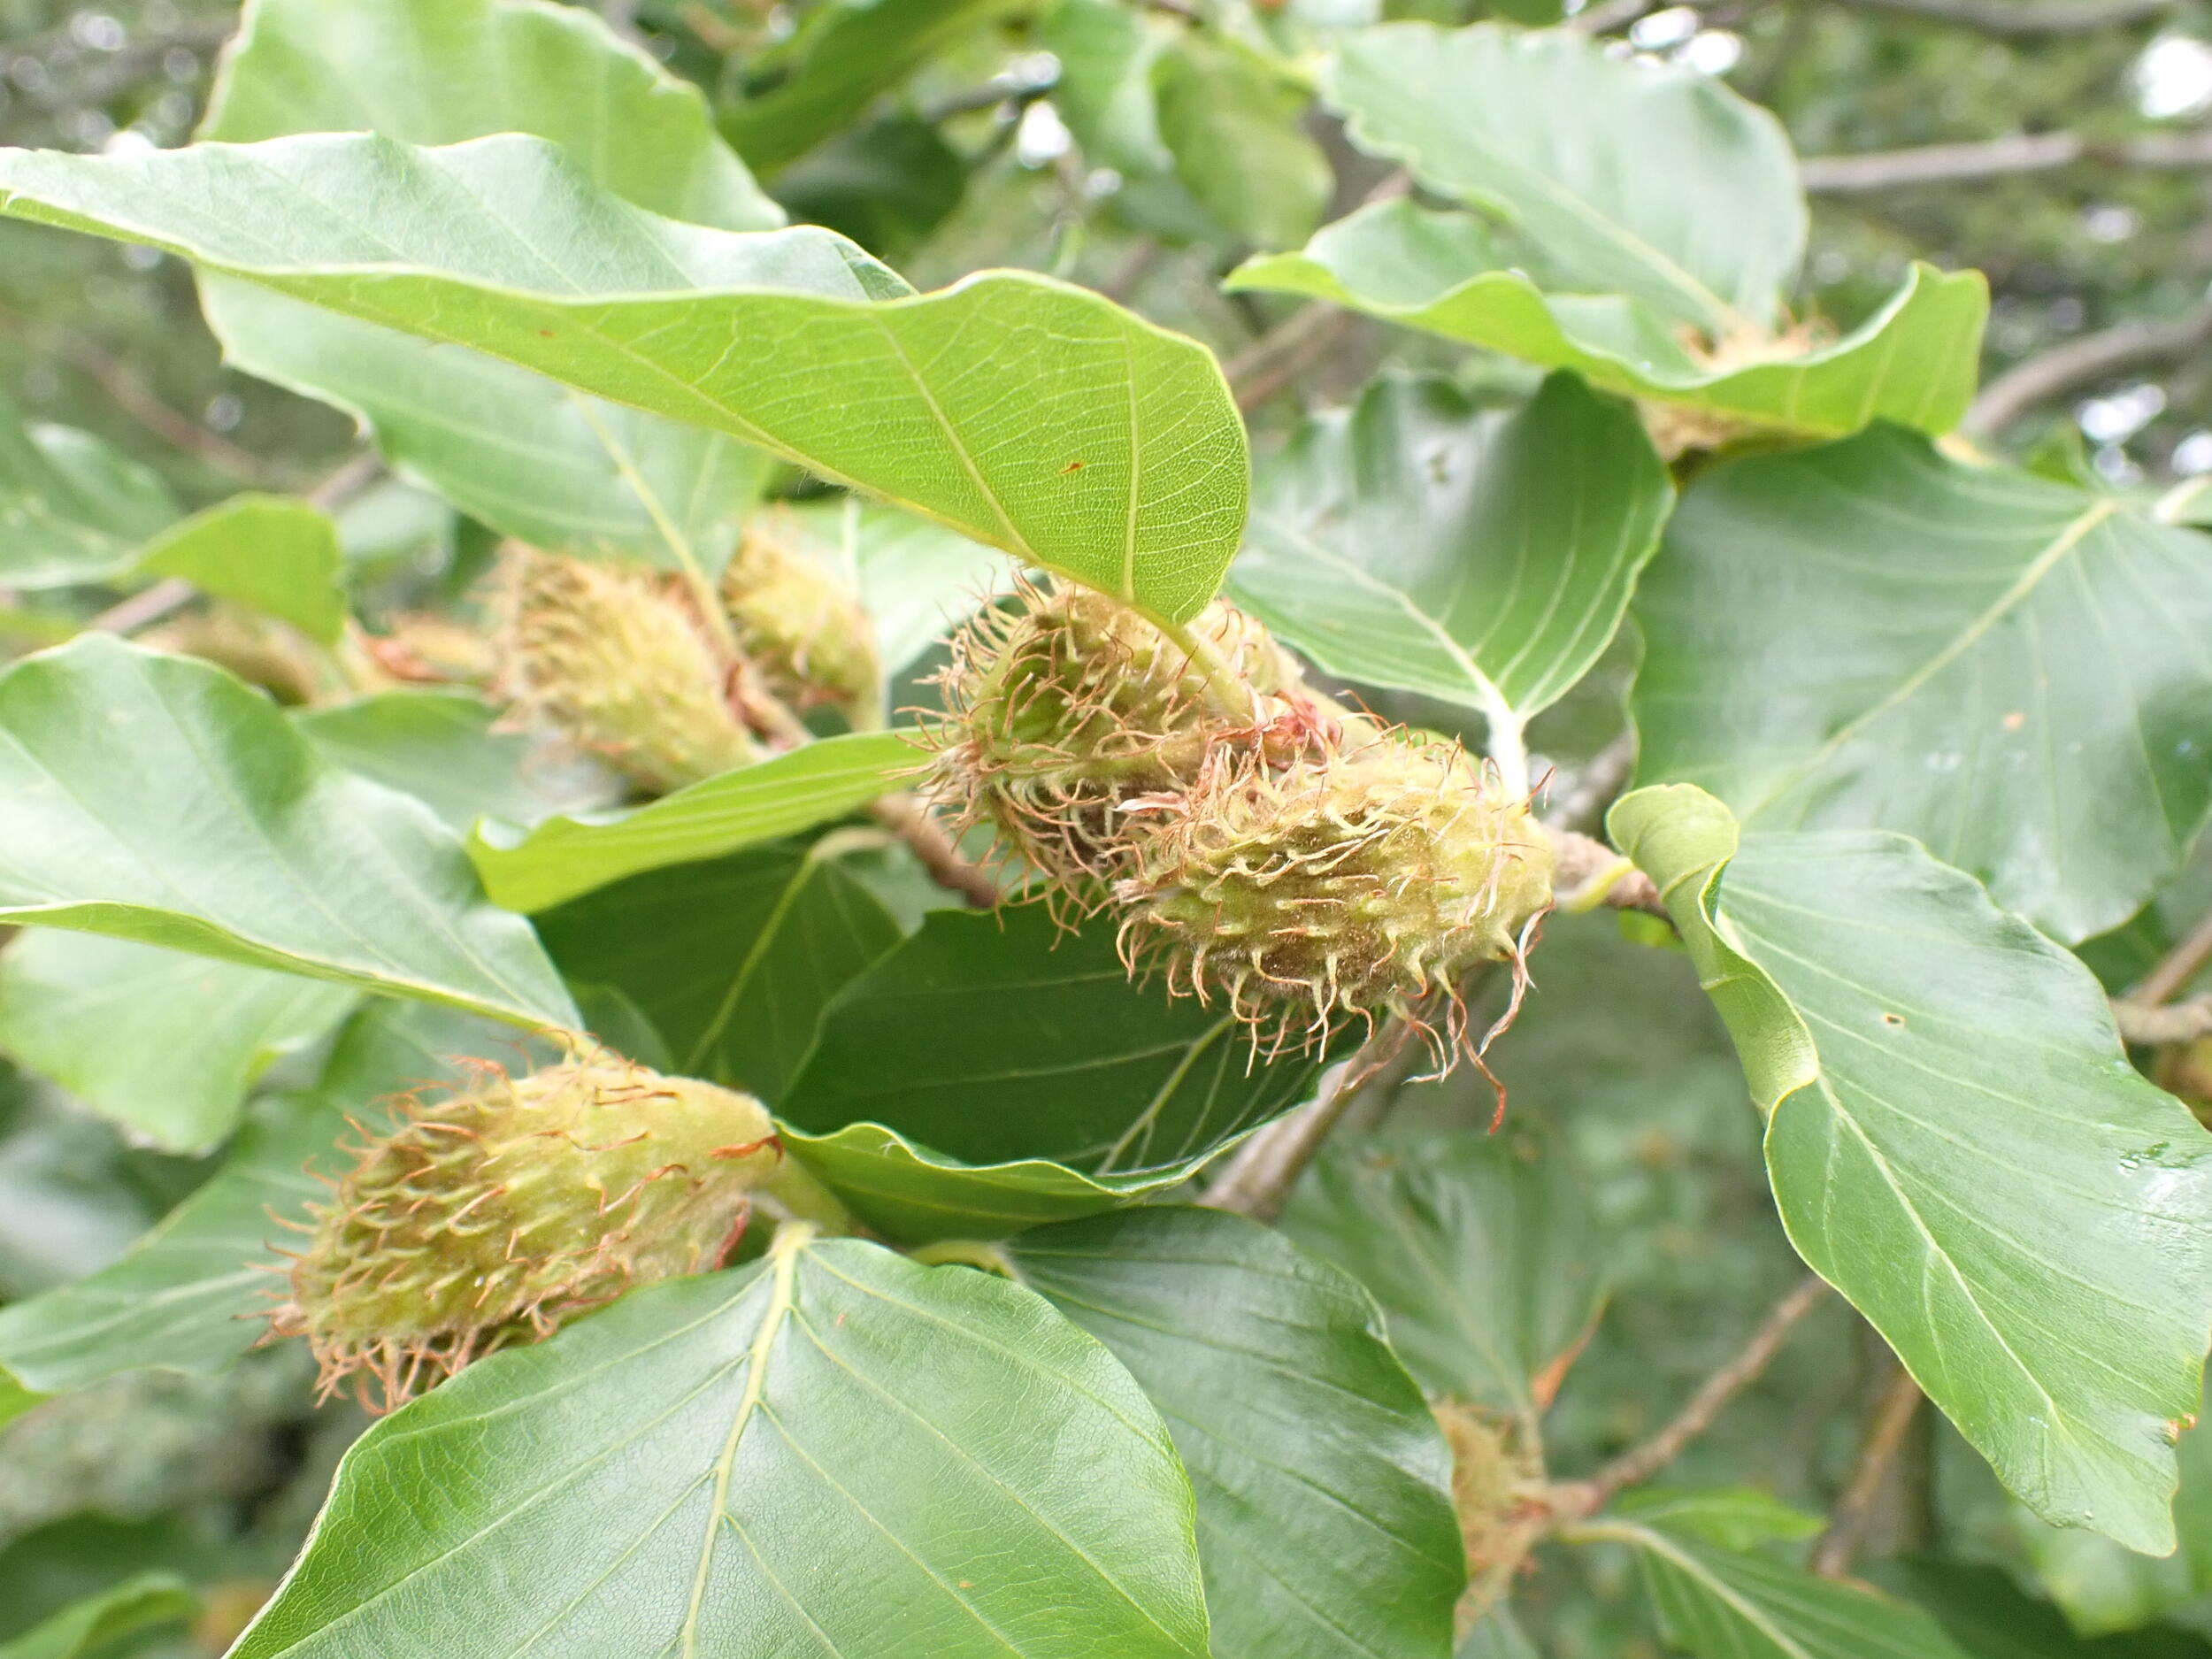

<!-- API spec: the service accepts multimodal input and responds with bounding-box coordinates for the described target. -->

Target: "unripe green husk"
[719,518,880,715]
[1432,1398,1546,1628]
[270,1044,780,1410]
[926,580,1333,889]
[494,549,757,795]
[1115,738,1552,1063]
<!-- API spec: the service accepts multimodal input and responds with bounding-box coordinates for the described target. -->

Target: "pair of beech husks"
[276,541,1553,1408]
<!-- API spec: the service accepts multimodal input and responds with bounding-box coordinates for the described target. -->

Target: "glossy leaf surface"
[1611,785,2212,1553]
[0,638,575,1027]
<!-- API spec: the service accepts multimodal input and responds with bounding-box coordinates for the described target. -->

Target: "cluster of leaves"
[2,2,2212,1657]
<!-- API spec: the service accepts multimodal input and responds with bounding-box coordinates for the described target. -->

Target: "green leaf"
[229,1233,1212,1659]
[1609,785,2212,1554]
[1227,201,1987,440]
[1324,23,1801,331]
[779,1121,1214,1242]
[1008,1206,1463,1659]
[1632,426,2212,943]
[1042,0,1174,178]
[0,134,1249,621]
[1613,1488,1825,1550]
[1458,1606,1540,1659]
[199,0,782,572]
[535,840,902,1102]
[0,932,357,1152]
[1154,36,1331,251]
[0,636,576,1029]
[0,1574,197,1659]
[1592,1517,1970,1659]
[468,729,915,912]
[0,1370,44,1431]
[296,689,618,833]
[0,1002,544,1392]
[0,396,179,589]
[781,905,1323,1175]
[1282,1129,1607,1424]
[1230,372,1671,765]
[133,493,347,642]
[723,0,1021,176]
[1895,1557,2212,1658]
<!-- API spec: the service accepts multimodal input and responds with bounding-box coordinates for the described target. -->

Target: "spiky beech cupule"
[924,580,1332,888]
[268,1043,780,1410]
[1115,738,1552,1069]
[719,518,880,715]
[493,549,757,795]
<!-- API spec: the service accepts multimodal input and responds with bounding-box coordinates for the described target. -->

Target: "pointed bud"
[719,518,880,715]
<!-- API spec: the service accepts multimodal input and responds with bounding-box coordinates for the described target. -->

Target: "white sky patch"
[1016,101,1072,169]
[2135,35,2212,120]
[2078,381,2165,444]
[1678,30,1744,75]
[1631,6,1701,50]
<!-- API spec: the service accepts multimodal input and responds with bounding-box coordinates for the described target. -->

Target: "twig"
[306,451,385,512]
[1824,0,2172,31]
[1548,826,1666,916]
[1099,238,1163,304]
[1200,1021,1409,1221]
[1811,1363,1924,1578]
[2115,995,2212,1044]
[869,794,1001,908]
[1800,127,2212,193]
[0,303,273,486]
[2136,907,2212,1008]
[89,577,193,636]
[1964,302,2212,435]
[1552,1275,1831,1518]
[1543,732,1638,835]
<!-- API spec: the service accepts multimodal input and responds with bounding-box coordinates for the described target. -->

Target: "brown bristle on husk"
[492,549,757,795]
[920,577,1334,896]
[1113,735,1552,1079]
[266,1041,780,1412]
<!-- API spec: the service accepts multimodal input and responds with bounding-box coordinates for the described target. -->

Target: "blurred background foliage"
[4,0,2212,1654]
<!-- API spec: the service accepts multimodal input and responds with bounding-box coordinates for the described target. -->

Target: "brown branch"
[2137,907,2212,1007]
[1548,826,1666,916]
[1824,0,2174,33]
[1200,1021,1412,1221]
[869,794,1001,909]
[2115,993,2212,1044]
[1811,1364,1924,1578]
[89,577,194,636]
[1964,302,2212,435]
[1800,127,2212,192]
[1553,1275,1832,1518]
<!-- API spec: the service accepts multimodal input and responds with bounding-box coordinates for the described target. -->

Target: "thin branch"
[1553,1275,1832,1517]
[1568,0,1656,31]
[1200,1021,1411,1221]
[867,795,1001,909]
[90,577,193,635]
[1823,0,2174,33]
[1548,826,1666,917]
[1964,301,2212,435]
[306,450,384,512]
[1542,732,1638,835]
[1811,1364,1924,1578]
[2114,993,2212,1044]
[1800,127,2212,193]
[2136,907,2212,1007]
[4,321,274,485]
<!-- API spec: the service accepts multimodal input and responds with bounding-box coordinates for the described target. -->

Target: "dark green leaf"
[1632,425,2212,942]
[1610,785,2212,1553]
[1895,1558,2212,1658]
[1009,1206,1463,1659]
[536,840,902,1102]
[468,729,916,912]
[230,1233,1211,1659]
[1282,1128,1607,1424]
[0,1574,196,1659]
[772,115,968,262]
[780,905,1322,1174]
